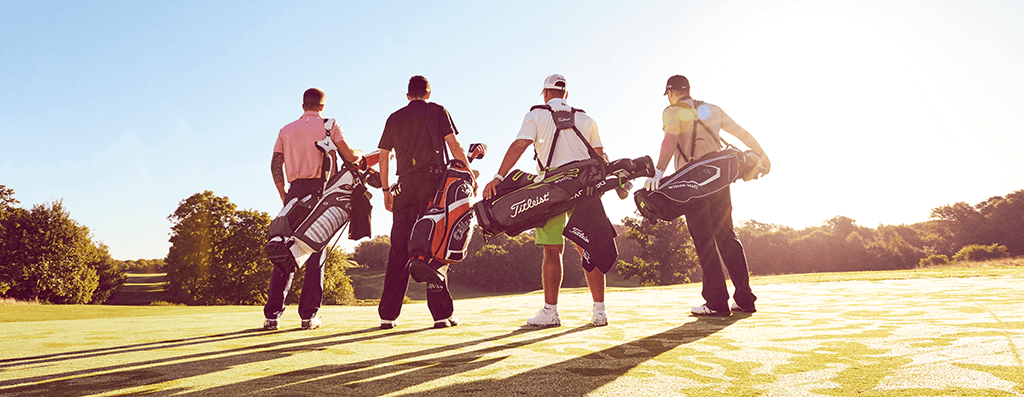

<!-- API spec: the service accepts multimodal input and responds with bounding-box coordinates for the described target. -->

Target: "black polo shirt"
[378,100,458,175]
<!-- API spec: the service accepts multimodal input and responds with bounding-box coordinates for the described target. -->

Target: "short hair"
[303,88,326,110]
[543,88,567,98]
[408,75,430,99]
[668,88,689,97]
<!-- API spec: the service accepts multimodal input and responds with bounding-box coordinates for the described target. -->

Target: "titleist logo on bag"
[568,227,589,243]
[510,192,550,218]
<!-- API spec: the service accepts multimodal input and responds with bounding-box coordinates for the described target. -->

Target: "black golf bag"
[633,147,761,222]
[474,158,604,237]
[473,155,655,238]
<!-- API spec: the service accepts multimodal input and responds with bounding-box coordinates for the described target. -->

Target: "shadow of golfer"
[0,327,409,394]
[0,329,272,368]
[168,326,584,396]
[391,315,746,397]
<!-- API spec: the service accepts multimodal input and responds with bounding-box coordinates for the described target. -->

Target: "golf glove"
[644,169,664,191]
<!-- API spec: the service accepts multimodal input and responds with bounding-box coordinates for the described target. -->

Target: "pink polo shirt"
[274,111,346,182]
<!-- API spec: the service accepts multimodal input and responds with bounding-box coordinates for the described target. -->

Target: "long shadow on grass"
[170,326,587,396]
[174,316,742,396]
[0,325,569,396]
[390,315,747,397]
[0,329,267,368]
[0,327,413,393]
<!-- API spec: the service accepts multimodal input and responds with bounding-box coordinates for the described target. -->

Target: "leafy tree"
[451,227,545,293]
[89,242,127,304]
[0,200,100,303]
[207,209,274,305]
[614,216,699,286]
[165,191,236,304]
[352,235,391,268]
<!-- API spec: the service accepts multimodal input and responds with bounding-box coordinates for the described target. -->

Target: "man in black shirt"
[377,75,475,329]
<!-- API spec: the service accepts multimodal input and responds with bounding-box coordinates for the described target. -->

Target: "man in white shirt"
[483,74,609,327]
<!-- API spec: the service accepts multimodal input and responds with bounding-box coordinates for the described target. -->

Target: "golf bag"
[473,155,655,238]
[474,158,604,238]
[407,143,487,284]
[633,147,761,222]
[265,121,381,273]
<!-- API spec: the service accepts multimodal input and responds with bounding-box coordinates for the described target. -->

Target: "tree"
[450,227,545,293]
[165,191,236,304]
[352,235,391,268]
[89,242,127,304]
[614,216,699,286]
[0,200,100,303]
[208,209,274,305]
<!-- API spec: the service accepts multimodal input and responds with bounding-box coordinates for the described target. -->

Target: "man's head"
[664,75,690,103]
[302,88,326,111]
[541,74,568,102]
[407,75,431,100]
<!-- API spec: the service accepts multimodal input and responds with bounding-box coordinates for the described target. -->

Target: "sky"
[2,0,1022,260]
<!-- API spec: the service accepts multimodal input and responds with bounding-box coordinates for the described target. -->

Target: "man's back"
[379,100,455,175]
[276,111,334,183]
[516,98,601,172]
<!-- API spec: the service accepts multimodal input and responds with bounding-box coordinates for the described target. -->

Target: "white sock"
[544,303,557,311]
[593,302,605,311]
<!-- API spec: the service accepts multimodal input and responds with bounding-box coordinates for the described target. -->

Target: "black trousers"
[378,173,454,322]
[684,186,756,312]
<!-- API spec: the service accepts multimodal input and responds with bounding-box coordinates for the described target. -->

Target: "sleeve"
[584,116,602,148]
[378,116,394,151]
[273,131,284,153]
[439,105,458,137]
[718,107,741,132]
[514,111,539,142]
[330,122,346,146]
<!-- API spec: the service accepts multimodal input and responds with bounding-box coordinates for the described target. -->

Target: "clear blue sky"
[2,0,1022,260]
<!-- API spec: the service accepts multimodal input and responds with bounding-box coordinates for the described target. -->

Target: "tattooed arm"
[271,152,286,203]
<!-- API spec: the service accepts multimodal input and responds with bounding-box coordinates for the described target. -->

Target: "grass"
[1,262,1022,396]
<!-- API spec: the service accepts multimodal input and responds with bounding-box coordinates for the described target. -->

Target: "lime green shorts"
[534,210,573,246]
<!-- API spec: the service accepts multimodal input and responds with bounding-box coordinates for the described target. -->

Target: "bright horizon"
[2,0,1022,260]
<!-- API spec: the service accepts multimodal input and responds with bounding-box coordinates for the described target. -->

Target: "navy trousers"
[684,186,756,313]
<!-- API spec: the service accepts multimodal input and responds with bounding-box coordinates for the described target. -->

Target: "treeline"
[3,183,1020,304]
[736,189,1023,277]
[0,186,124,304]
[119,258,166,273]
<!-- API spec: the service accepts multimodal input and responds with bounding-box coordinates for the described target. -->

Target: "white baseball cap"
[541,74,567,94]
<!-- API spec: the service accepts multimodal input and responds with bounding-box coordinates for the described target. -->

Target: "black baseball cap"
[664,75,689,95]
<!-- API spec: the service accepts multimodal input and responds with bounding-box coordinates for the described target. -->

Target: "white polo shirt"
[515,98,602,174]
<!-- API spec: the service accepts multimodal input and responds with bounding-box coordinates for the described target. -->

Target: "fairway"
[2,273,1022,396]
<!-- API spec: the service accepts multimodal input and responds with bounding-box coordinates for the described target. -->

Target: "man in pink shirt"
[264,88,359,331]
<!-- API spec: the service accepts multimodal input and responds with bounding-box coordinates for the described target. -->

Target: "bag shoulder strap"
[320,118,333,183]
[672,100,734,163]
[530,105,601,170]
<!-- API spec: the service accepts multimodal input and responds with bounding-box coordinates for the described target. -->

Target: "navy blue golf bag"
[633,147,761,222]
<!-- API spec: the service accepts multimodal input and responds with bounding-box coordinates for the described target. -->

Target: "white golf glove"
[644,169,664,191]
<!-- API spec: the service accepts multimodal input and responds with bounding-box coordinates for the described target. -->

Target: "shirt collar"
[301,110,322,118]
